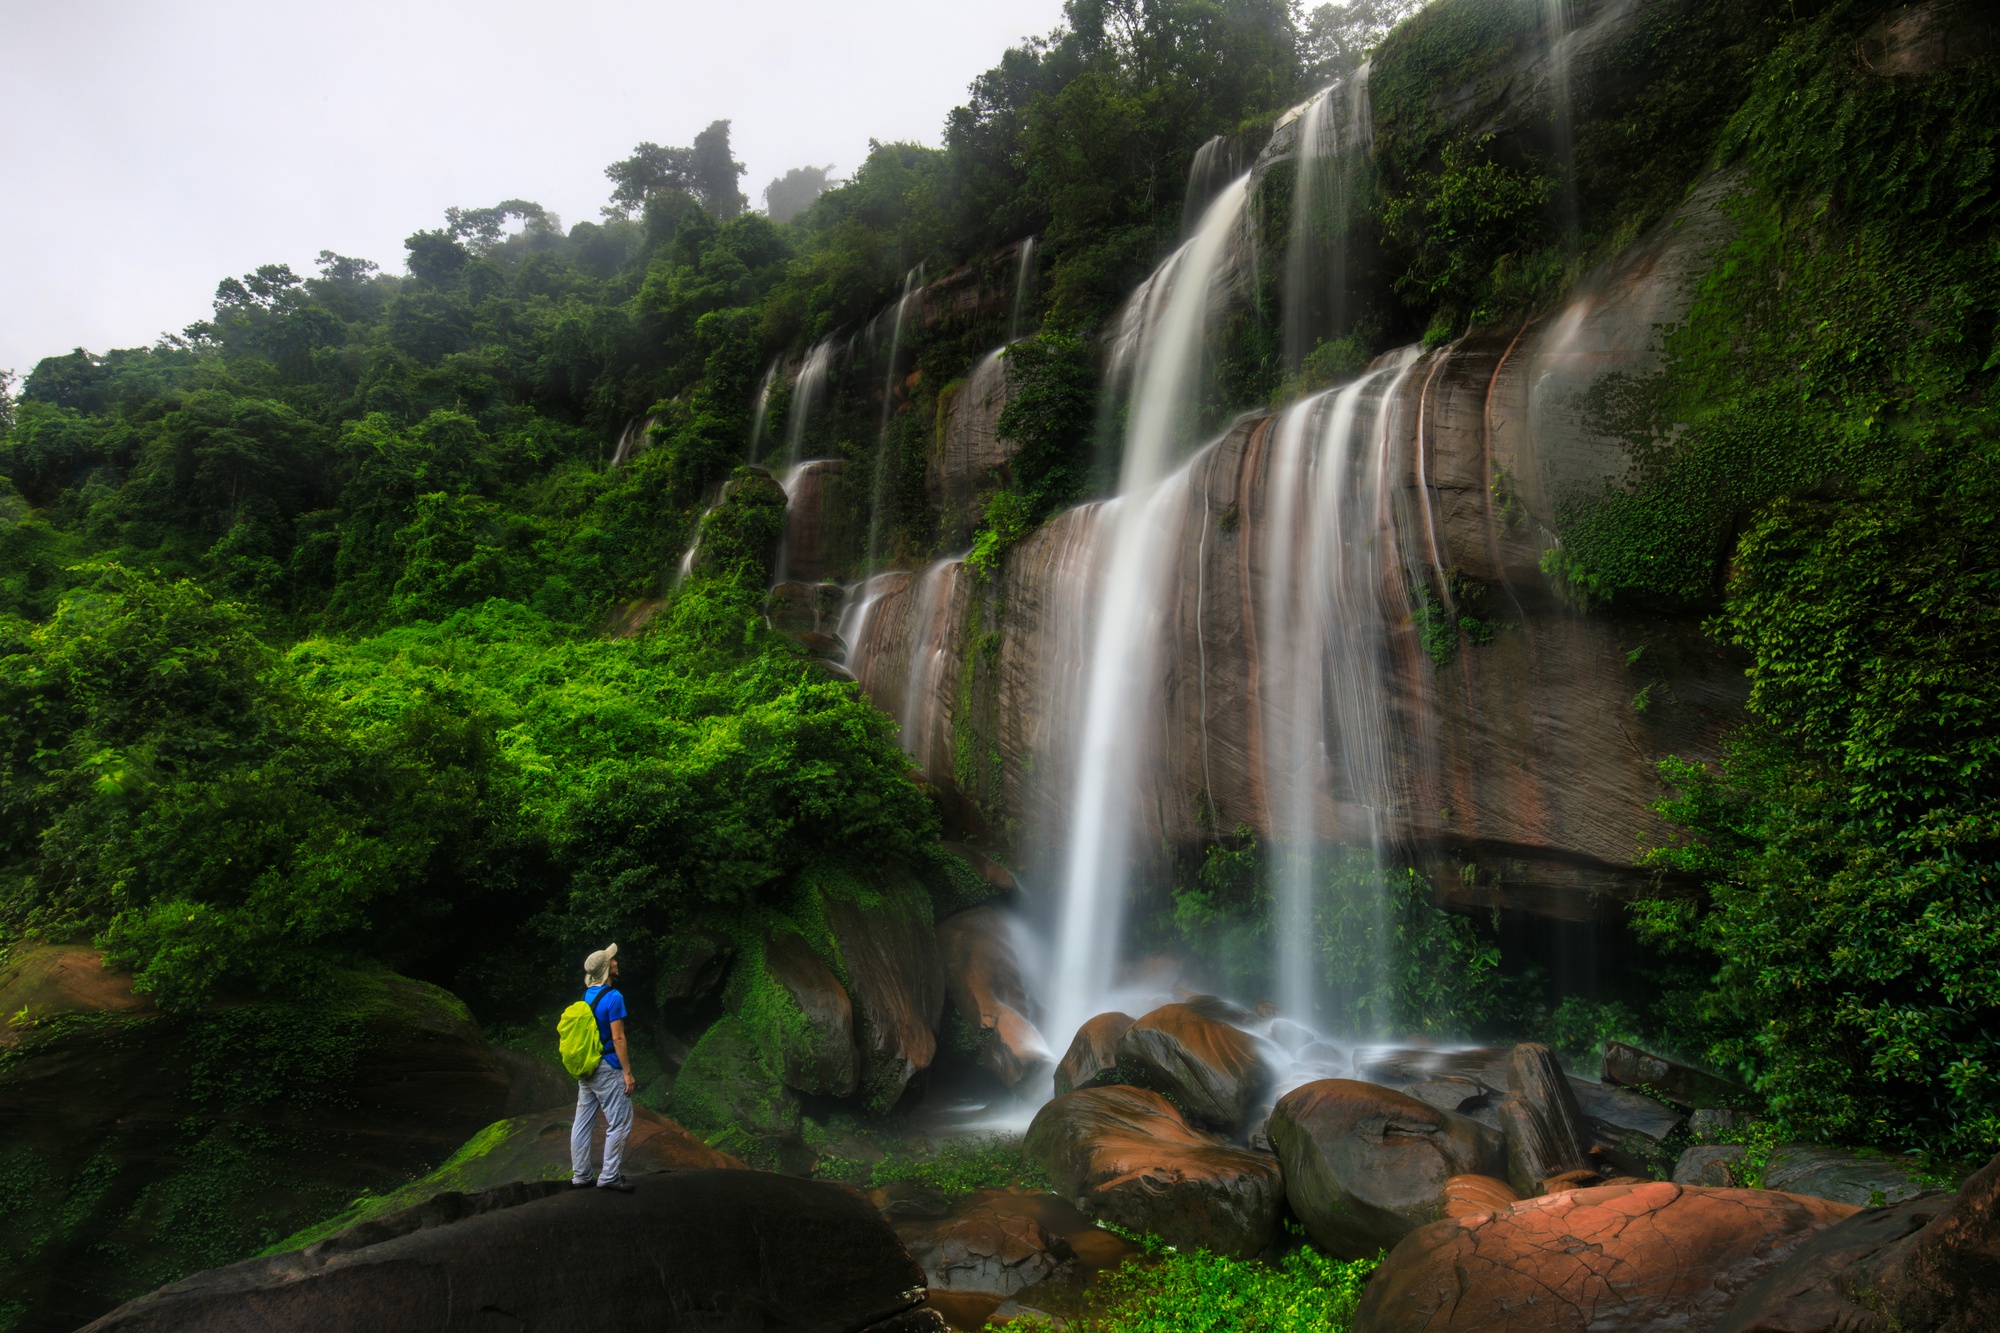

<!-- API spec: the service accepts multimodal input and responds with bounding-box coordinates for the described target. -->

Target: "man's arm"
[610,1018,635,1093]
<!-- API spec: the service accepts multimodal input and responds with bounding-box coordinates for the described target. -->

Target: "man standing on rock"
[571,943,637,1192]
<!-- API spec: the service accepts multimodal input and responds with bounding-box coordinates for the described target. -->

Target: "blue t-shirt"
[583,985,628,1070]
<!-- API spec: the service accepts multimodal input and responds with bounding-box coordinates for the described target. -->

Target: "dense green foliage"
[1010,1235,1378,1333]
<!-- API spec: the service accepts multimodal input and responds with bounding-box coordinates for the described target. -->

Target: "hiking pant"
[571,1059,633,1185]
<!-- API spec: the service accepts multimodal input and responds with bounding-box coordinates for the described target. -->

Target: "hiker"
[568,943,636,1192]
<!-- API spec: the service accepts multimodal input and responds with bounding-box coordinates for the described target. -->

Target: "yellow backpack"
[557,990,607,1078]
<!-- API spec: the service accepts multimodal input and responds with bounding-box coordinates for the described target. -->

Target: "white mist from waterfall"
[1544,0,1580,242]
[1044,172,1254,1058]
[747,362,777,461]
[1009,238,1036,342]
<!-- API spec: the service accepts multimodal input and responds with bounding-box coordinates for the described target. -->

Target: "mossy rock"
[0,947,509,1333]
[670,1015,801,1159]
[268,1104,743,1253]
[733,929,857,1098]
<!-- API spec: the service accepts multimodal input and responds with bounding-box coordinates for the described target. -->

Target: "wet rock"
[656,927,734,1031]
[1268,1079,1506,1257]
[1114,1003,1269,1132]
[940,841,1019,894]
[1403,1077,1494,1117]
[1053,1012,1133,1097]
[493,1047,579,1115]
[671,1014,801,1148]
[936,907,1051,1088]
[1717,1149,1999,1333]
[1856,0,1999,78]
[1603,1039,1744,1108]
[1353,1046,1510,1090]
[1352,1181,1859,1333]
[0,948,515,1331]
[1675,1143,1748,1188]
[905,1205,1074,1297]
[1024,1085,1283,1259]
[869,1180,954,1219]
[927,349,1017,547]
[1500,1043,1594,1195]
[777,460,852,584]
[1173,993,1258,1025]
[1570,1075,1685,1175]
[1443,1174,1521,1219]
[82,1169,931,1333]
[821,873,946,1112]
[760,930,859,1097]
[1673,1142,1932,1207]
[1689,1107,1753,1141]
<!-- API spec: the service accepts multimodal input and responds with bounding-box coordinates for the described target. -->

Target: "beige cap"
[584,942,619,986]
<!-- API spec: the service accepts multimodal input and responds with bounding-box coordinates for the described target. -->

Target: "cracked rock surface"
[1353,1180,1858,1333]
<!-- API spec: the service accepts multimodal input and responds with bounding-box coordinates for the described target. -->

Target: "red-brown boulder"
[1352,1181,1859,1333]
[936,907,1050,1088]
[1023,1085,1282,1258]
[1053,1012,1133,1097]
[1114,1003,1269,1131]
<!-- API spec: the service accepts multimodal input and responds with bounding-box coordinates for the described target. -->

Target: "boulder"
[276,1106,744,1249]
[1352,1181,1860,1333]
[0,949,513,1331]
[493,1047,577,1115]
[1114,1003,1269,1131]
[1054,1012,1133,1097]
[670,1014,801,1149]
[936,907,1051,1088]
[1603,1040,1744,1109]
[1444,1173,1521,1219]
[1673,1142,1933,1207]
[1023,1085,1282,1259]
[1717,1150,1999,1333]
[1268,1079,1506,1257]
[821,874,947,1112]
[759,930,859,1097]
[1353,1046,1510,1090]
[1570,1075,1685,1175]
[940,841,1019,894]
[904,1205,1075,1296]
[1500,1043,1595,1195]
[81,1169,934,1333]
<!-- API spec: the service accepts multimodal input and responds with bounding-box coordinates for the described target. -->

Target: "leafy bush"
[1028,1237,1379,1333]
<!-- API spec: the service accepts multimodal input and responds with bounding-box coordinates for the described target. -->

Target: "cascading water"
[1043,172,1255,1057]
[609,414,655,468]
[897,557,962,773]
[1008,237,1036,342]
[1256,351,1422,1030]
[1543,0,1580,242]
[782,340,835,468]
[865,265,924,569]
[746,361,777,461]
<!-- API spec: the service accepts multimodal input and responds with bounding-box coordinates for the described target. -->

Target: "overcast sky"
[0,0,1069,378]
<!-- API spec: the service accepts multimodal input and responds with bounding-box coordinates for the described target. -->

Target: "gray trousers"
[570,1059,633,1185]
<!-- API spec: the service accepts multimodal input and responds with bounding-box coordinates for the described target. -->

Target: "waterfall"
[1282,65,1374,370]
[1257,351,1423,1031]
[609,414,655,468]
[1043,173,1255,1055]
[865,266,925,569]
[1543,0,1580,242]
[782,340,835,468]
[747,361,777,461]
[1282,88,1335,372]
[897,558,963,775]
[1183,136,1244,235]
[1008,237,1036,342]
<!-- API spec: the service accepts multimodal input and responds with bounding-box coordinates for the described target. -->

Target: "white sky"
[0,0,1070,378]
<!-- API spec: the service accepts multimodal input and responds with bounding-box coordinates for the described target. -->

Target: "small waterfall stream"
[866,266,925,569]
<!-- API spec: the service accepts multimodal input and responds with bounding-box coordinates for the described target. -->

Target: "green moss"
[669,1014,799,1159]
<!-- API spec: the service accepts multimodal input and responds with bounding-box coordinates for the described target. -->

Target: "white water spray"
[865,266,925,569]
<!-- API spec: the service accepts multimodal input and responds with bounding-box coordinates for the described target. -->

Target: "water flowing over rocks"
[936,907,1051,1088]
[928,348,1018,548]
[1113,1002,1271,1133]
[1268,1078,1507,1257]
[1353,1181,1861,1333]
[1024,1085,1283,1259]
[81,1170,934,1333]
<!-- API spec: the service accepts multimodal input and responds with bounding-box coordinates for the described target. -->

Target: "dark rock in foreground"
[1353,1181,1858,1333]
[1717,1149,2000,1333]
[1023,1085,1282,1259]
[1270,1079,1505,1258]
[82,1169,934,1333]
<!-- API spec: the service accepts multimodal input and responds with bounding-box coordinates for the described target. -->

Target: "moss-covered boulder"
[669,1014,802,1159]
[809,868,944,1113]
[0,947,515,1332]
[272,1105,743,1252]
[737,928,857,1098]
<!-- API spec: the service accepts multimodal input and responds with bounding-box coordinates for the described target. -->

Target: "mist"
[0,0,1067,376]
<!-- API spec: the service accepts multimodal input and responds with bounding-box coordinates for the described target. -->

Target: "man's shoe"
[569,1178,596,1189]
[597,1175,635,1193]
